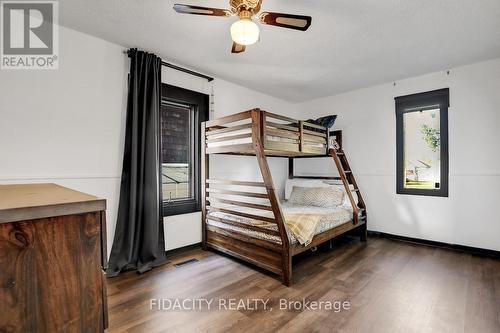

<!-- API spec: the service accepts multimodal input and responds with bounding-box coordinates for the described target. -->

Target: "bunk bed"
[201,108,367,286]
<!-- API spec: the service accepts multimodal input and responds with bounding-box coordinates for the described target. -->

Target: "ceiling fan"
[173,0,312,53]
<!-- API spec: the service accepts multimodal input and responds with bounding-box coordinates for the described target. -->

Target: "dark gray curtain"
[107,49,167,277]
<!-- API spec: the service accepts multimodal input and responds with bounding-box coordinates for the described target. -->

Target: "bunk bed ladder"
[329,147,368,241]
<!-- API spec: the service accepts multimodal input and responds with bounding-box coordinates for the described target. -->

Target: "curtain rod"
[125,49,214,82]
[162,61,214,82]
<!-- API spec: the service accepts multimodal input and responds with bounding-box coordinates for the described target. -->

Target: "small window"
[161,103,194,201]
[160,84,208,216]
[395,88,449,197]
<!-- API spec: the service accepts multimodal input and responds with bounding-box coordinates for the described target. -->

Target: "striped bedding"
[206,201,355,245]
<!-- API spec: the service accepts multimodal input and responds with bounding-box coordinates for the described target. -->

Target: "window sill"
[396,188,448,197]
[162,201,201,217]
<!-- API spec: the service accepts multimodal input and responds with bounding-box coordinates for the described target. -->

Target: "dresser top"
[0,183,106,223]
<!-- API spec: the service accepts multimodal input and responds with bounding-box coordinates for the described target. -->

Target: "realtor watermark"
[150,298,351,313]
[0,0,58,69]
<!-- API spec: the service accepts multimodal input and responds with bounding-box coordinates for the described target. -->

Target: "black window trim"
[160,84,209,216]
[395,88,449,197]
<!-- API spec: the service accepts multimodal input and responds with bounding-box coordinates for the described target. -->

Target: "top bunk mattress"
[206,128,325,148]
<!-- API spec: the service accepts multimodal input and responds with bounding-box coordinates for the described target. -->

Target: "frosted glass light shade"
[230,19,259,45]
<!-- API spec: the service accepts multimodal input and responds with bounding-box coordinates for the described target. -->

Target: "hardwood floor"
[107,237,500,333]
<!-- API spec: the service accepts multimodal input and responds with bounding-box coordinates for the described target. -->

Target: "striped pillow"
[289,186,344,208]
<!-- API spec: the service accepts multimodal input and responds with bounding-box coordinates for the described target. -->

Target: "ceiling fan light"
[230,19,259,46]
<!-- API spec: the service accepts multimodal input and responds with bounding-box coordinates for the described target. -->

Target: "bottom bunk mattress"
[206,201,356,246]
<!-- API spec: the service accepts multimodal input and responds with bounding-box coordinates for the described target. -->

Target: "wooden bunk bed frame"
[201,108,367,286]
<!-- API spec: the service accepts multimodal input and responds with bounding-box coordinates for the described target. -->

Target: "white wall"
[294,58,500,251]
[0,25,128,256]
[0,24,297,254]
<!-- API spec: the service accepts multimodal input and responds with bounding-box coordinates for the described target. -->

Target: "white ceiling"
[60,0,500,102]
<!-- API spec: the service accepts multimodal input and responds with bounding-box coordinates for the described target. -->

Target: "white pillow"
[289,186,345,208]
[334,185,358,207]
[284,179,330,200]
[318,180,359,206]
[284,179,359,206]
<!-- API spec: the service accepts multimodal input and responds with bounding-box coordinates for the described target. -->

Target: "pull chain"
[209,82,215,120]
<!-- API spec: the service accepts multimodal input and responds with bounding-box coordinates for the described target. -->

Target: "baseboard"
[165,242,202,256]
[164,236,500,259]
[368,231,500,259]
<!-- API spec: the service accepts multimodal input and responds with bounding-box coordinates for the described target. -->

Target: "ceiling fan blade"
[231,42,246,54]
[258,12,312,31]
[173,4,232,17]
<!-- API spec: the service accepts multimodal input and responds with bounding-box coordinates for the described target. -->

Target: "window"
[160,84,208,216]
[395,88,449,197]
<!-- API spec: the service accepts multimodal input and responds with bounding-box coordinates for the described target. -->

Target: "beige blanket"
[284,213,327,246]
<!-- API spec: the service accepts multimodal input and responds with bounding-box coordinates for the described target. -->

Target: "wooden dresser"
[0,184,108,332]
